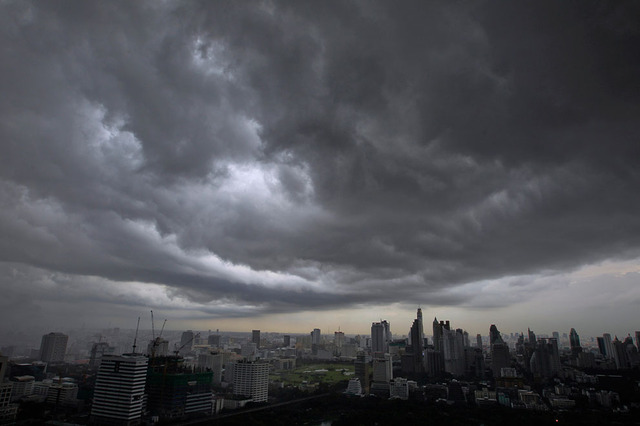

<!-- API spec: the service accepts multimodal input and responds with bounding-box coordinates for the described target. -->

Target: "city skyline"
[1,2,639,337]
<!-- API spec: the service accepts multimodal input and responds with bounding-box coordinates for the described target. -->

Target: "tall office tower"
[89,342,115,369]
[635,331,640,350]
[382,320,392,349]
[489,325,503,346]
[198,351,224,385]
[603,333,614,359]
[310,328,321,345]
[39,333,68,363]
[334,331,345,348]
[91,354,148,425]
[552,331,560,342]
[416,308,424,347]
[464,347,485,378]
[569,328,582,355]
[463,331,470,348]
[372,353,393,383]
[491,342,510,378]
[231,360,269,402]
[424,348,445,377]
[442,329,466,377]
[623,336,640,368]
[432,318,449,352]
[529,338,559,379]
[476,334,482,350]
[527,328,537,347]
[252,330,261,349]
[548,338,561,374]
[179,330,194,355]
[208,334,221,348]
[597,337,607,356]
[515,333,525,355]
[283,335,291,347]
[371,322,386,354]
[611,337,626,369]
[370,353,392,397]
[354,351,370,395]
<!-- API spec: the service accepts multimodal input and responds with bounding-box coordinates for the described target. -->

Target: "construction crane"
[149,311,168,359]
[131,316,141,354]
[173,332,200,357]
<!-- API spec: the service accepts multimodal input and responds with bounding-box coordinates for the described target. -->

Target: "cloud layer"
[1,1,639,331]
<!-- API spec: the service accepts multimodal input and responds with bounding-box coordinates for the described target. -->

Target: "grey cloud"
[1,1,640,325]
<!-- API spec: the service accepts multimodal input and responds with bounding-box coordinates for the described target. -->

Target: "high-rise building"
[283,335,291,347]
[252,330,261,349]
[372,353,392,383]
[489,325,503,346]
[146,357,213,419]
[39,333,68,363]
[89,342,115,369]
[208,334,221,348]
[476,334,482,350]
[603,333,614,359]
[443,328,465,377]
[416,308,424,347]
[311,329,321,345]
[91,354,148,425]
[635,331,640,350]
[432,318,450,352]
[334,331,345,348]
[231,360,269,402]
[179,331,194,355]
[198,351,224,385]
[354,351,370,395]
[370,353,392,397]
[569,328,582,355]
[597,337,607,357]
[371,322,386,354]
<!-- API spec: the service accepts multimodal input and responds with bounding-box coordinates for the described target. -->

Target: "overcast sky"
[1,1,639,338]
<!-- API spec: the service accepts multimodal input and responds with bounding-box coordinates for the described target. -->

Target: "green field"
[270,363,355,386]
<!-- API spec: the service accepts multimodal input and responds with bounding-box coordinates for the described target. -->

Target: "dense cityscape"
[0,308,639,424]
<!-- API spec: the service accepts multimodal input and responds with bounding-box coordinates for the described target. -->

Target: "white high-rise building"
[231,361,269,403]
[39,333,68,363]
[372,353,393,383]
[91,354,148,425]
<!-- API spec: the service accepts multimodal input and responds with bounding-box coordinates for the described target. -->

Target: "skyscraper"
[310,328,321,345]
[179,330,194,355]
[603,333,614,359]
[91,354,148,425]
[443,328,466,377]
[252,330,261,349]
[232,360,269,402]
[39,333,68,363]
[476,334,482,350]
[569,328,582,355]
[371,322,386,354]
[354,351,370,395]
[416,308,424,348]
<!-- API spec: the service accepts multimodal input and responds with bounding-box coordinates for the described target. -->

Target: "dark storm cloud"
[1,0,640,321]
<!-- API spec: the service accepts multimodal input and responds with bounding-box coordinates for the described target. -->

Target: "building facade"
[90,354,148,425]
